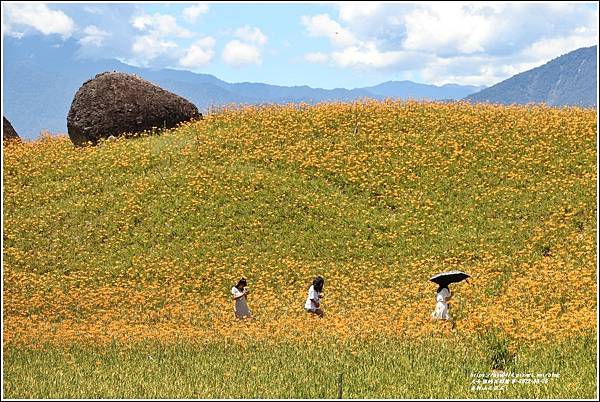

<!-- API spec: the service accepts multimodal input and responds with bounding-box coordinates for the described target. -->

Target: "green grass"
[3,333,596,399]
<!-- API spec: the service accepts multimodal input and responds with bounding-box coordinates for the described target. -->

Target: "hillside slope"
[3,101,596,348]
[466,46,597,107]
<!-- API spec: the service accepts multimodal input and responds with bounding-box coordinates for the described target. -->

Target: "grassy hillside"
[3,100,597,398]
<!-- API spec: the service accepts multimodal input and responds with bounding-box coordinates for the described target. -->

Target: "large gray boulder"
[3,116,20,142]
[67,72,201,146]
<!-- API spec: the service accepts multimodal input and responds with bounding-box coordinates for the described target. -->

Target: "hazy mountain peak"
[466,46,597,107]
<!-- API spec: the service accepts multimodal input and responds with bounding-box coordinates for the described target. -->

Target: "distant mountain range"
[466,45,597,107]
[3,36,597,140]
[3,36,483,140]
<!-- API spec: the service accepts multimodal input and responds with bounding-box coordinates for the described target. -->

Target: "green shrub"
[478,327,516,370]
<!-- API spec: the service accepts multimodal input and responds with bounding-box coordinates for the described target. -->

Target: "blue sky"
[2,2,598,89]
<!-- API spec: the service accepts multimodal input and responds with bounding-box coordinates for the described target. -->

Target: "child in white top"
[231,278,252,319]
[304,276,325,317]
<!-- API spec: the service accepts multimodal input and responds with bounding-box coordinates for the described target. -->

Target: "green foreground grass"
[3,334,597,399]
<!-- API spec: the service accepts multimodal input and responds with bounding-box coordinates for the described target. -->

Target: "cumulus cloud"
[332,42,432,70]
[131,12,192,38]
[523,28,599,64]
[222,40,262,67]
[179,36,215,68]
[338,3,385,23]
[301,13,356,47]
[420,55,504,86]
[234,25,267,45]
[402,4,493,55]
[131,35,178,64]
[182,4,209,23]
[3,3,75,38]
[128,12,193,65]
[302,3,598,85]
[335,3,411,48]
[79,25,109,47]
[221,25,268,67]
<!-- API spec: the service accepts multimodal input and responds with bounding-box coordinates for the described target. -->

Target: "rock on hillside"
[3,116,21,141]
[67,72,201,146]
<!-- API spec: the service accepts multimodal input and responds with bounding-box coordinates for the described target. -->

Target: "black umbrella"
[429,270,470,287]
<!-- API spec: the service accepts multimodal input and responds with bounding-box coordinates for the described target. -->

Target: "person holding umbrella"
[430,270,470,322]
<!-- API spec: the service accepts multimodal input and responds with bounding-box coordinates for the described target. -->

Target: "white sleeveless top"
[232,286,251,318]
[304,285,321,310]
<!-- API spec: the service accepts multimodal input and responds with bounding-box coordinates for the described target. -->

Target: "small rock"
[3,116,21,142]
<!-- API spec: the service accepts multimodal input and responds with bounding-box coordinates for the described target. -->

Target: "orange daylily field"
[2,100,597,398]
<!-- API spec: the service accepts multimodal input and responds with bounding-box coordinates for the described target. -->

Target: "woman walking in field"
[231,278,253,319]
[429,270,470,324]
[431,284,452,321]
[304,275,325,317]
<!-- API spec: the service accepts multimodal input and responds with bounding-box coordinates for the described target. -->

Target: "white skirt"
[432,301,451,320]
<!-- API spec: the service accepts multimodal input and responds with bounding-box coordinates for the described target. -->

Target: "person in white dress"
[432,285,452,321]
[304,276,325,317]
[231,278,253,319]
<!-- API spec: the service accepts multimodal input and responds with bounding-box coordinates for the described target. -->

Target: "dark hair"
[437,284,449,293]
[313,276,324,293]
[236,278,247,290]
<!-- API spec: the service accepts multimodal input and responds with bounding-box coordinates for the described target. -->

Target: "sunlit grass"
[3,333,596,399]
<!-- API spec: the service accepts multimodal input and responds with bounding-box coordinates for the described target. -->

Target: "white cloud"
[83,6,103,15]
[221,26,267,67]
[128,11,192,65]
[300,3,598,85]
[301,13,356,47]
[331,42,430,70]
[419,37,597,87]
[402,4,493,54]
[523,32,598,65]
[79,25,109,47]
[222,40,262,67]
[131,14,152,30]
[3,3,75,38]
[338,3,384,23]
[234,25,267,45]
[420,56,504,86]
[418,11,599,87]
[305,52,329,64]
[335,3,411,44]
[131,12,192,38]
[5,30,24,39]
[179,37,215,68]
[131,35,178,63]
[335,3,598,58]
[182,4,209,23]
